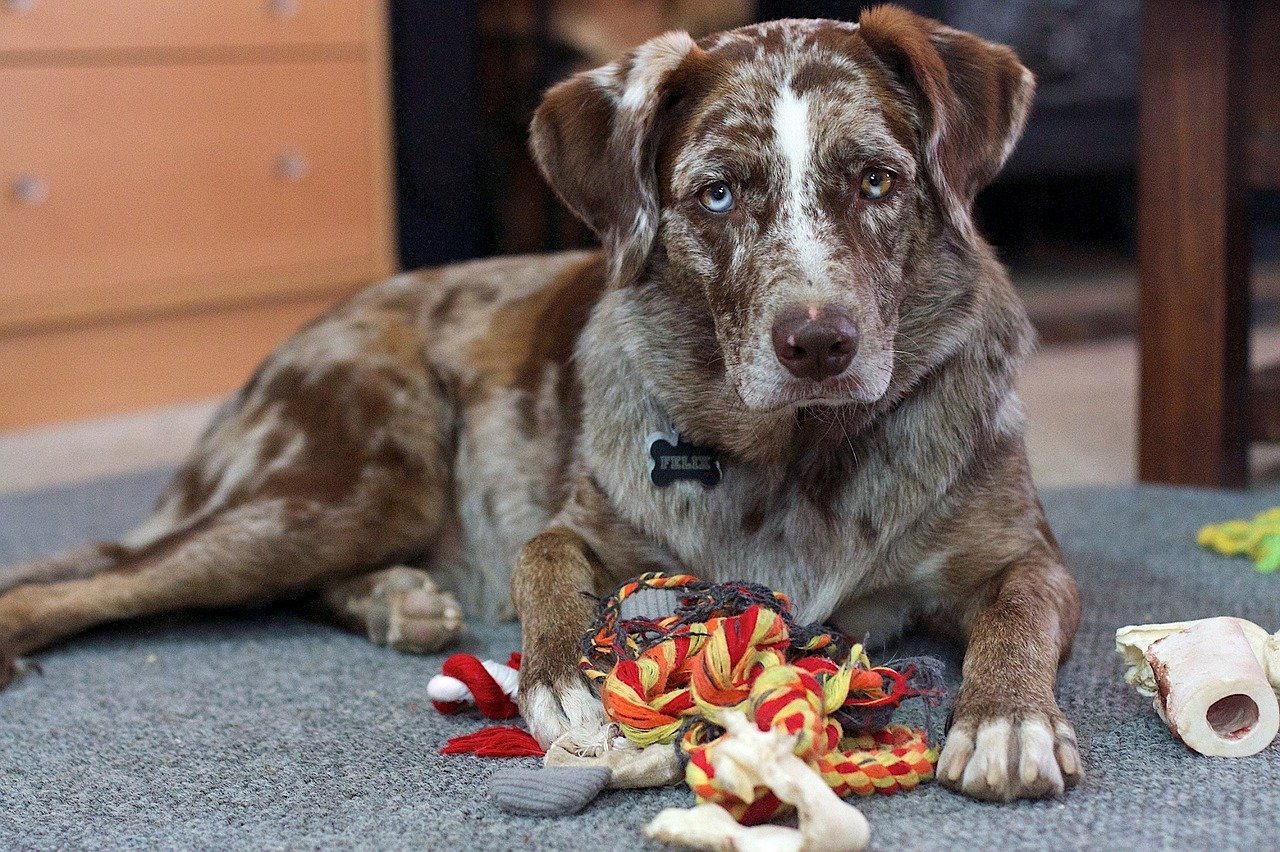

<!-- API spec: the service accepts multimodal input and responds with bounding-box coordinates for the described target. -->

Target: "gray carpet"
[1,469,1278,850]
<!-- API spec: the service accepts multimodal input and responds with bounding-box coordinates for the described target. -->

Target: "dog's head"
[530,6,1032,411]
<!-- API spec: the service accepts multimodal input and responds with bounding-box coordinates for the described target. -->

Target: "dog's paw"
[0,644,38,692]
[937,711,1081,802]
[520,674,605,748]
[366,567,463,654]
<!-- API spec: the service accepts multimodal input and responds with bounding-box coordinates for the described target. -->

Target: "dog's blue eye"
[699,181,734,213]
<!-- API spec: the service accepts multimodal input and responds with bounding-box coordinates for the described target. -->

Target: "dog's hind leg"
[0,495,438,686]
[0,304,458,686]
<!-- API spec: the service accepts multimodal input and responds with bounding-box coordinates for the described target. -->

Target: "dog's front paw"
[519,669,605,747]
[937,705,1081,802]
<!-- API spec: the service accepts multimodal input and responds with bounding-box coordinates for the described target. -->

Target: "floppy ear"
[858,5,1034,228]
[529,31,700,287]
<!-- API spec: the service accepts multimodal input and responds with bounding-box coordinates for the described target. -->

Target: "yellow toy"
[1198,508,1280,573]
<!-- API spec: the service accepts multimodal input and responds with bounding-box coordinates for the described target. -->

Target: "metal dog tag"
[646,431,722,488]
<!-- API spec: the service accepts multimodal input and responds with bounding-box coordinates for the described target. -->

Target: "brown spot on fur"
[257,426,292,462]
[198,310,438,509]
[431,283,501,325]
[467,254,607,393]
[165,464,217,518]
[95,542,131,561]
[254,362,387,502]
[741,502,766,535]
[430,288,464,324]
[704,33,756,63]
[791,60,860,96]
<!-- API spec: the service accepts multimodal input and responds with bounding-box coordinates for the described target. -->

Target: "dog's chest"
[620,448,896,623]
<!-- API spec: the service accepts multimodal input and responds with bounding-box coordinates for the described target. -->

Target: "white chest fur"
[587,396,945,632]
[633,455,878,623]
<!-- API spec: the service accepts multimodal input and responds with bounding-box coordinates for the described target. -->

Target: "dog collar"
[646,430,722,489]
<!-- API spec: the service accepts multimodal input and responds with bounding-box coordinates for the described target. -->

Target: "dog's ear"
[858,5,1034,227]
[530,31,701,287]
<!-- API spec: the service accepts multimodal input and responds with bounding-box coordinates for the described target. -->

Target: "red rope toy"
[432,574,945,777]
[430,651,543,756]
[582,573,944,822]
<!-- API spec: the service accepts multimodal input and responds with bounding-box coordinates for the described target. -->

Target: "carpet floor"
[1,468,1278,850]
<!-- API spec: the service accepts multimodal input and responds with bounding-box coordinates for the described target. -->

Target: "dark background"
[389,0,1276,277]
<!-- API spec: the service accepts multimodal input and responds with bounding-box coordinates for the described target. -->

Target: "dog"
[0,6,1080,802]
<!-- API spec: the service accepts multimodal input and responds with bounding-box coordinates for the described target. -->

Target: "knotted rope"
[581,573,942,824]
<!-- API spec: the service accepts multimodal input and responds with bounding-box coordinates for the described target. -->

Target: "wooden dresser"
[0,1,396,430]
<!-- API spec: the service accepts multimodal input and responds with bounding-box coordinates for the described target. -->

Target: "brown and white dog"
[0,7,1080,802]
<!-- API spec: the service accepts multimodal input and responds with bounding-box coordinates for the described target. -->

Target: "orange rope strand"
[582,573,939,824]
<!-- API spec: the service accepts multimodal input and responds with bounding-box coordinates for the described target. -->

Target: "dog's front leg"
[938,555,1083,801]
[512,527,607,746]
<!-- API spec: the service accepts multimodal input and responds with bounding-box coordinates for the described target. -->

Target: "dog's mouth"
[740,373,889,412]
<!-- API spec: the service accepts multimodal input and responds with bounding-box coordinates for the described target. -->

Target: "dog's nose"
[771,306,859,381]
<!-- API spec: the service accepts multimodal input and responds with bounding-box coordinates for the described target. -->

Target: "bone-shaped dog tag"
[646,432,722,489]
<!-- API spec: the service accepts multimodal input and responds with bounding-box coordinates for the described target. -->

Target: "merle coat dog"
[0,6,1080,801]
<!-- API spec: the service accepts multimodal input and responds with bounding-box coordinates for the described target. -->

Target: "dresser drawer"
[0,59,383,328]
[0,0,367,54]
[0,293,342,430]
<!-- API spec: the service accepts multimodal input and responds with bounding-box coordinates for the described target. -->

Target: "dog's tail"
[0,542,132,596]
[0,541,141,688]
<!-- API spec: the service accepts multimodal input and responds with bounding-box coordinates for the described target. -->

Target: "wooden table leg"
[1137,0,1252,487]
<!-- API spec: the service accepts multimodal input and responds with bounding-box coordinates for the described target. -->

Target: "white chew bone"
[647,804,804,852]
[644,710,870,852]
[1116,618,1280,696]
[1116,617,1280,757]
[426,659,520,704]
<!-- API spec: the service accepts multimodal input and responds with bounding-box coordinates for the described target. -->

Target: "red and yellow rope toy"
[581,573,942,824]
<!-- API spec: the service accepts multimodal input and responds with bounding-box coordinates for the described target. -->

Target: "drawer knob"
[11,173,49,206]
[5,0,37,14]
[276,151,309,182]
[269,0,298,18]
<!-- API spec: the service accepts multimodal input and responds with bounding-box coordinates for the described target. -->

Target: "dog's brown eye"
[859,168,895,201]
[698,181,735,213]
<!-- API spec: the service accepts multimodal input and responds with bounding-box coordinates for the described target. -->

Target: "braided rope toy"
[581,573,942,824]
[431,652,545,757]
[428,652,522,717]
[1199,508,1280,573]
